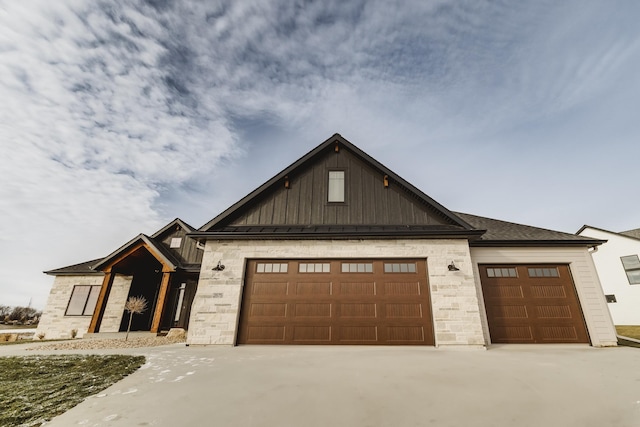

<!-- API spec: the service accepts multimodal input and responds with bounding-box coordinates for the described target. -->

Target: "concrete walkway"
[2,343,639,427]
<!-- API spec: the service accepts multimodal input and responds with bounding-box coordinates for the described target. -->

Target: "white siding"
[578,227,640,325]
[469,246,617,347]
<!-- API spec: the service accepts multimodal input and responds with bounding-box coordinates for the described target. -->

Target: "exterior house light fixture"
[448,261,460,271]
[212,261,225,271]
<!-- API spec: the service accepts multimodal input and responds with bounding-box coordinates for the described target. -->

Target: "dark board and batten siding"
[231,149,449,227]
[158,227,203,265]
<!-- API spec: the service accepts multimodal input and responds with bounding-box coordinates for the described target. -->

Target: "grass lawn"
[0,355,145,426]
[616,326,640,340]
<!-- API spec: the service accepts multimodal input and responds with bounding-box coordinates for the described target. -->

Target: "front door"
[160,276,199,330]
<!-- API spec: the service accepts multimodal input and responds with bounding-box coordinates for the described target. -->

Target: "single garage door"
[480,264,589,344]
[238,259,434,345]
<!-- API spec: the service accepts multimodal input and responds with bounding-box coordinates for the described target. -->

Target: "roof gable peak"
[198,133,473,232]
[151,218,195,239]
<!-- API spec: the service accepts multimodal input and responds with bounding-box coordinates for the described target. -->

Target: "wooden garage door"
[238,259,434,345]
[480,265,589,344]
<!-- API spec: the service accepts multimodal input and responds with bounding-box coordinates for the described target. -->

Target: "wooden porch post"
[150,271,171,333]
[88,270,114,333]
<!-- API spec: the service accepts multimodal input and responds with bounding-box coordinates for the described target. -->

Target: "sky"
[1,0,639,309]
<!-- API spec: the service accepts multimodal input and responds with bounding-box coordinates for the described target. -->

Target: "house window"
[170,237,182,248]
[65,285,101,316]
[620,255,640,285]
[328,171,345,202]
[341,263,373,273]
[299,263,330,273]
[174,283,186,322]
[528,267,559,278]
[256,263,288,273]
[384,263,417,273]
[486,267,517,278]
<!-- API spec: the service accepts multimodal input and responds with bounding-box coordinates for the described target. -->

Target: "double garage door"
[238,259,434,345]
[238,260,589,345]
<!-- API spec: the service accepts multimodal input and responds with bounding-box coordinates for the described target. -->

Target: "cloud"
[0,0,639,307]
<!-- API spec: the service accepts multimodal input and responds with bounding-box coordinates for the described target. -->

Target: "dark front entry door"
[160,276,199,331]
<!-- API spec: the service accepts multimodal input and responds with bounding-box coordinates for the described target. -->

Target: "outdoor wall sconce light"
[212,261,225,271]
[447,261,460,271]
[383,175,389,188]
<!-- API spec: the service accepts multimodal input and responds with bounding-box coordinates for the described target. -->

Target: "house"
[37,134,618,347]
[38,218,202,339]
[577,225,640,325]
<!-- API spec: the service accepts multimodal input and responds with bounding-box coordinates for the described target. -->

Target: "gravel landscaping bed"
[27,336,186,351]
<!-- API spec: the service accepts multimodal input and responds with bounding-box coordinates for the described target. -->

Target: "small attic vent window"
[170,237,182,248]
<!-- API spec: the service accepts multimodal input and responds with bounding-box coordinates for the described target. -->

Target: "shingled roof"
[620,228,640,240]
[455,212,605,246]
[45,218,201,276]
[44,259,103,276]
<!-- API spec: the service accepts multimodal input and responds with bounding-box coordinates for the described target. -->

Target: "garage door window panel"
[256,263,288,273]
[341,263,373,273]
[486,267,517,278]
[299,263,330,273]
[384,263,416,273]
[528,267,559,278]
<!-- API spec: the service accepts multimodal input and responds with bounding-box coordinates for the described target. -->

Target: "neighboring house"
[37,134,617,347]
[577,225,640,325]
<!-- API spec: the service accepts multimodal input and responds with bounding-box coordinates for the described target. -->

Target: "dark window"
[620,255,640,284]
[65,285,101,316]
[328,171,345,202]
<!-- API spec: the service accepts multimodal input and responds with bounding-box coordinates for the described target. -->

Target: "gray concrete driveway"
[3,343,640,427]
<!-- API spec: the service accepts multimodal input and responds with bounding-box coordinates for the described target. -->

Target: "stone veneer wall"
[98,274,133,332]
[35,275,103,340]
[187,239,486,347]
